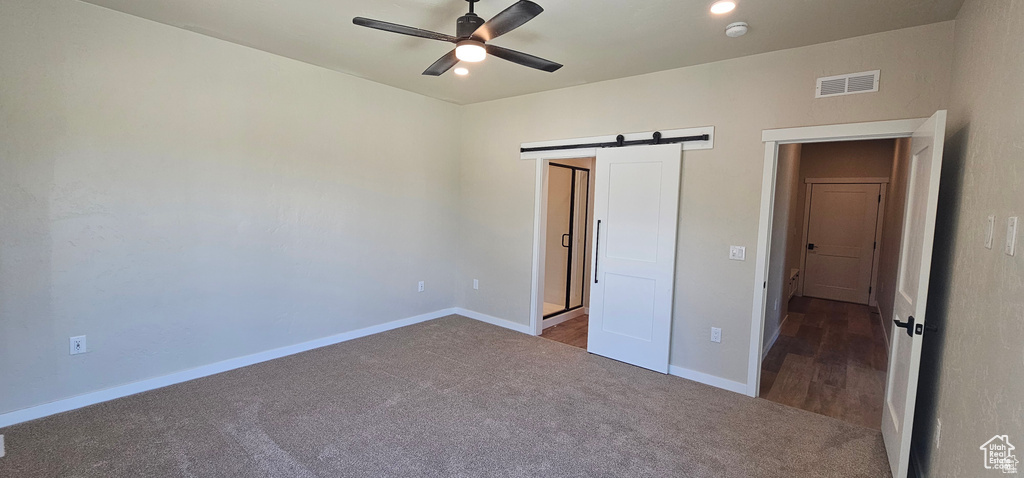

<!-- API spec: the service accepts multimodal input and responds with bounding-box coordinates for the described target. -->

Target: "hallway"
[760,297,889,429]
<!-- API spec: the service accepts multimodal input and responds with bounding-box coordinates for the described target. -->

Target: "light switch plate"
[1007,217,1018,256]
[729,246,746,261]
[985,215,995,249]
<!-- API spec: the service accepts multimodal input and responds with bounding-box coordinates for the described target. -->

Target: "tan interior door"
[803,183,881,304]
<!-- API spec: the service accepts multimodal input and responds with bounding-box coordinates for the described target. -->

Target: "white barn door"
[881,110,946,478]
[587,144,681,373]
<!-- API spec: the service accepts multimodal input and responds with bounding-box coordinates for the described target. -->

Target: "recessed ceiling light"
[710,1,736,14]
[454,67,469,76]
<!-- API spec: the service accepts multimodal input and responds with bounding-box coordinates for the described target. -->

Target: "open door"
[587,144,681,373]
[881,110,946,478]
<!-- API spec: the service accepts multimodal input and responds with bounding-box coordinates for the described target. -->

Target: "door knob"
[893,316,915,337]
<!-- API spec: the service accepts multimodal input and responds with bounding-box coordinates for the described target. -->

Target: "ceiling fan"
[353,0,562,76]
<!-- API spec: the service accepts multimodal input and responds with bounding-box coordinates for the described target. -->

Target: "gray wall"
[798,139,897,180]
[913,0,1024,475]
[764,144,802,350]
[0,0,461,415]
[456,22,954,384]
[793,140,897,265]
[876,137,912,346]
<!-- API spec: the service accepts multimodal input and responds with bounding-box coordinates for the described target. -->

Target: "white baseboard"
[0,308,456,429]
[875,304,892,352]
[542,307,585,329]
[669,365,748,395]
[762,314,787,360]
[454,308,533,335]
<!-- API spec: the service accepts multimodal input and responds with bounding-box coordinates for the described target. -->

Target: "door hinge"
[763,281,767,289]
[878,194,881,203]
[874,241,877,250]
[869,286,872,294]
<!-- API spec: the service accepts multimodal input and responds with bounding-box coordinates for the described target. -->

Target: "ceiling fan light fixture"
[710,1,736,14]
[455,40,487,62]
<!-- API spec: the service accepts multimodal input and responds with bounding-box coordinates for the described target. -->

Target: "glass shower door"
[544,163,590,318]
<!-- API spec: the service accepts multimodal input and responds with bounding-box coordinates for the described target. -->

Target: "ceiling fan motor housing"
[457,13,485,39]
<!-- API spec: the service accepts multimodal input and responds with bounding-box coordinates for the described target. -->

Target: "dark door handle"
[894,316,915,337]
[807,243,815,250]
[594,220,601,284]
[562,234,570,248]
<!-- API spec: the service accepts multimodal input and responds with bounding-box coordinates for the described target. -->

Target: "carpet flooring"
[0,315,890,477]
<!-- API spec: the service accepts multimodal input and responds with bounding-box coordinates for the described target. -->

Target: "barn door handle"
[594,220,601,283]
[807,243,816,250]
[893,316,915,337]
[562,234,570,248]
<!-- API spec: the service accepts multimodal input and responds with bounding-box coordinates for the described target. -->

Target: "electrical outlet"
[1006,217,1018,256]
[0,434,5,458]
[70,336,86,355]
[729,246,745,261]
[711,327,722,343]
[935,418,941,449]
[473,279,479,290]
[774,299,779,311]
[418,281,425,292]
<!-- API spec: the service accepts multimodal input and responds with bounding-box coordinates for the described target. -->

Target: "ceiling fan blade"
[485,44,562,72]
[472,0,543,42]
[423,49,460,76]
[353,17,457,43]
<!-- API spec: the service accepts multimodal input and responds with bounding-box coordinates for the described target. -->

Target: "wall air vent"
[815,70,880,98]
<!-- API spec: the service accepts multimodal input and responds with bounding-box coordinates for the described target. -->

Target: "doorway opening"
[758,138,909,428]
[538,159,594,348]
[751,113,947,478]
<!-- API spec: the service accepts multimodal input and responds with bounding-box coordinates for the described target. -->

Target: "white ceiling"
[80,0,964,105]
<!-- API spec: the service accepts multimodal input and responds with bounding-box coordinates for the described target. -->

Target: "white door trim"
[748,118,926,397]
[796,179,888,305]
[805,177,890,184]
[525,126,715,337]
[761,118,925,144]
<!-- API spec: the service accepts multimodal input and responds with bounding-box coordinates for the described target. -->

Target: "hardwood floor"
[541,315,588,349]
[760,296,889,429]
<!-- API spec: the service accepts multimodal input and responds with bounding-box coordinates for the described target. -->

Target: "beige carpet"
[0,316,890,477]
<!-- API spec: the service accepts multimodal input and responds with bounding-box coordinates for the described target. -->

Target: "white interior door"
[881,110,946,478]
[587,144,681,373]
[803,183,881,304]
